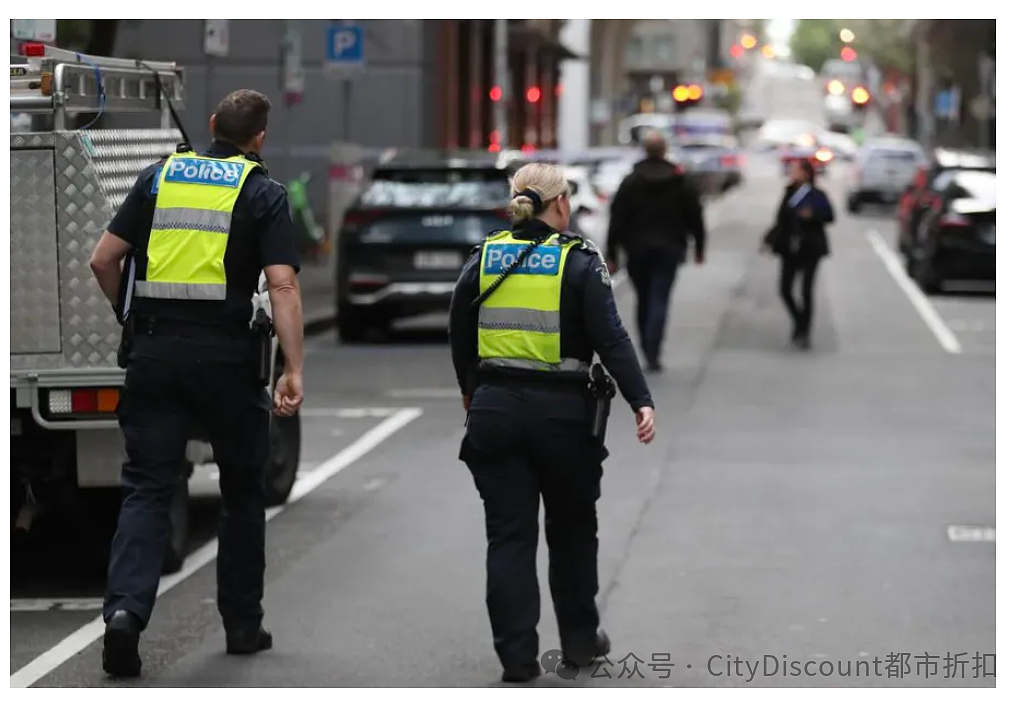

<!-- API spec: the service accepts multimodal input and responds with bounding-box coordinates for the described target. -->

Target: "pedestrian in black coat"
[606,131,707,371]
[762,159,835,349]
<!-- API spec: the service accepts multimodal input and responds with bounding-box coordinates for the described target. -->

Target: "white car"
[847,137,927,212]
[818,130,859,161]
[592,158,635,200]
[756,119,826,151]
[563,165,604,216]
[563,165,607,241]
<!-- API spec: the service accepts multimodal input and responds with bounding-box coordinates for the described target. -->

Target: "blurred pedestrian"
[762,158,835,349]
[89,89,304,677]
[605,130,707,372]
[449,162,656,682]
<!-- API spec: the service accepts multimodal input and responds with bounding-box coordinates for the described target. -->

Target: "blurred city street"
[10,51,995,688]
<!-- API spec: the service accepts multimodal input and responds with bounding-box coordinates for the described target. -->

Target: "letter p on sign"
[335,29,355,56]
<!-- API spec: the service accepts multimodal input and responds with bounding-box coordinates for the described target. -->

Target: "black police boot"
[563,629,612,667]
[502,662,543,683]
[102,610,143,678]
[226,625,273,655]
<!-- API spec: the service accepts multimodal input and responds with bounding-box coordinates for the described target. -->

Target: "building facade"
[12,19,572,225]
[907,19,995,150]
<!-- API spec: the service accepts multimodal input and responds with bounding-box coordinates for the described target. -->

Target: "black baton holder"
[588,363,616,443]
[251,308,274,384]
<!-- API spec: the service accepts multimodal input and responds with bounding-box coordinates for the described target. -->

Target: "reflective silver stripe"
[480,357,589,373]
[478,307,560,334]
[151,207,232,234]
[134,281,227,300]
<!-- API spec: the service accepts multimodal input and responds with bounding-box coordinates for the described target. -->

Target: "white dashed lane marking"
[947,525,996,543]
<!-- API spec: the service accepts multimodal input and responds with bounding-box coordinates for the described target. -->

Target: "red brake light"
[21,42,47,57]
[72,390,98,413]
[719,154,738,168]
[343,209,384,229]
[938,213,971,228]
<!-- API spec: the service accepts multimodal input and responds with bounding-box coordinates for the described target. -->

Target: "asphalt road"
[10,60,995,688]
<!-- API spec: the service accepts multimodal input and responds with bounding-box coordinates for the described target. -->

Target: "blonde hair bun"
[506,163,569,224]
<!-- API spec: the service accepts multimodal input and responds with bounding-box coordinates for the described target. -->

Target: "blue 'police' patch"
[483,243,561,276]
[163,158,245,188]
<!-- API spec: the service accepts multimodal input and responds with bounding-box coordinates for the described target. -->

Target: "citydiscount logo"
[165,158,245,188]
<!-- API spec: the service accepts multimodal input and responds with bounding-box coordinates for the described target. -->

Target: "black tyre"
[904,251,916,278]
[914,251,942,294]
[162,465,190,575]
[336,300,370,343]
[263,360,301,507]
[847,195,861,214]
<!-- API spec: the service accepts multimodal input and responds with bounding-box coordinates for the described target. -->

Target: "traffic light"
[672,83,703,109]
[741,34,757,50]
[730,44,744,59]
[489,85,502,102]
[840,46,857,62]
[526,86,541,103]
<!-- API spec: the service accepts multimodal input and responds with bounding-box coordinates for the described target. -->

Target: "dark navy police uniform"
[103,140,298,636]
[449,218,654,675]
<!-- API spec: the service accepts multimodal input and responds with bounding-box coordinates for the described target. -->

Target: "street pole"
[493,19,509,148]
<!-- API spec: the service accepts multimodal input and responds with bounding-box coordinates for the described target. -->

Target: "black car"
[898,148,995,258]
[907,169,996,293]
[335,152,511,341]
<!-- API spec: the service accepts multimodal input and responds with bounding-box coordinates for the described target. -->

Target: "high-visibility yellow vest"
[476,231,588,373]
[135,151,260,301]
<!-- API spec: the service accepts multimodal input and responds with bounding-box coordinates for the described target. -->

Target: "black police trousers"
[460,380,604,669]
[104,331,271,631]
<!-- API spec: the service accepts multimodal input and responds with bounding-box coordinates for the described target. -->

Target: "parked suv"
[334,151,510,342]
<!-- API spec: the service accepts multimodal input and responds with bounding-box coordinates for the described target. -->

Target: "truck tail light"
[48,388,120,415]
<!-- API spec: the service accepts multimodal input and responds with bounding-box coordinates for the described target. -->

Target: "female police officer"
[448,163,656,682]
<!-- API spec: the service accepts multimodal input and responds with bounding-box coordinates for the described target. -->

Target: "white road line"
[385,388,460,399]
[9,407,423,688]
[866,231,963,354]
[301,407,396,418]
[11,599,105,613]
[947,525,996,543]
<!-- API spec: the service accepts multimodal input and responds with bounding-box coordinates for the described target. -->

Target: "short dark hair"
[213,89,271,146]
[643,130,667,160]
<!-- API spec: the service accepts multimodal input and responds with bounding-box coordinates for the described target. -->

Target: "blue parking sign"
[325,24,364,78]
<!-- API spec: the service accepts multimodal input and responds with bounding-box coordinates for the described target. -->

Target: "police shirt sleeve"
[255,180,300,272]
[448,249,482,396]
[107,165,158,247]
[581,253,655,411]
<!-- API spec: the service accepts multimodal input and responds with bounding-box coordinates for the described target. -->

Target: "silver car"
[847,137,927,212]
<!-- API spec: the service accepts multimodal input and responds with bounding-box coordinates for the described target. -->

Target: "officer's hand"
[694,252,705,266]
[274,370,304,417]
[462,394,471,412]
[635,406,656,444]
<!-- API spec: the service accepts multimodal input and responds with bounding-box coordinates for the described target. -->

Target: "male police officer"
[89,89,304,677]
